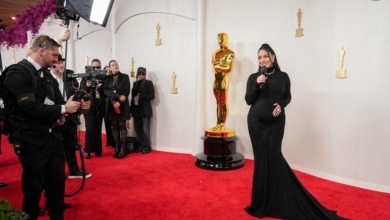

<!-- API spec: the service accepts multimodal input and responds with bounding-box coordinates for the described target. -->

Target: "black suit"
[47,71,81,173]
[3,59,65,219]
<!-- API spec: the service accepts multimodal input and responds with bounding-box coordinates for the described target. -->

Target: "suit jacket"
[46,70,80,125]
[130,79,155,118]
[3,59,63,145]
[104,72,131,120]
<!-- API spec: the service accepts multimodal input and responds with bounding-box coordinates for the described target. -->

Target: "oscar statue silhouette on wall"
[195,33,244,170]
[336,47,347,78]
[130,57,135,77]
[170,72,178,94]
[155,23,162,46]
[295,8,304,37]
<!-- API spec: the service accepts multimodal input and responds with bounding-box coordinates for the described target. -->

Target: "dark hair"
[91,58,101,64]
[31,35,61,52]
[257,43,281,72]
[108,60,117,67]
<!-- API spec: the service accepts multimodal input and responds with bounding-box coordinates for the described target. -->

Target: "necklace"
[266,69,275,76]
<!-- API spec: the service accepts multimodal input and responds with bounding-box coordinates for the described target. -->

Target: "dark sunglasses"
[92,66,101,69]
[138,73,146,75]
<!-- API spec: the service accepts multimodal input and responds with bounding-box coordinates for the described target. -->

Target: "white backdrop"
[1,0,389,192]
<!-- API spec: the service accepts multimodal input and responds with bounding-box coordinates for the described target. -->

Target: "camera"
[67,66,106,90]
[84,66,106,89]
[73,89,90,102]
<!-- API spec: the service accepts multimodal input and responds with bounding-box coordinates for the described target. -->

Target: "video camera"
[67,66,106,89]
[73,89,90,102]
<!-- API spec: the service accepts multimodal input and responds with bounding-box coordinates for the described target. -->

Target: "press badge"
[44,97,55,105]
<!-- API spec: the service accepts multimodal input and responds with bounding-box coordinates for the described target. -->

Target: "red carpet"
[1,132,390,220]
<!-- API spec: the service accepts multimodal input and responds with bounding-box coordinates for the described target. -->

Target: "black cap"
[137,67,146,74]
[58,54,65,61]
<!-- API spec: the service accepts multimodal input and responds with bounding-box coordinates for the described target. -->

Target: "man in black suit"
[48,54,92,179]
[2,34,86,220]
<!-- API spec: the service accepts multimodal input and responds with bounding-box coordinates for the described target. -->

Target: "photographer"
[2,34,85,220]
[104,60,131,159]
[80,59,113,158]
[48,54,92,179]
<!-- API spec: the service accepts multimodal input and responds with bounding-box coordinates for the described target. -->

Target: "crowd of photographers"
[0,28,155,219]
[80,58,155,159]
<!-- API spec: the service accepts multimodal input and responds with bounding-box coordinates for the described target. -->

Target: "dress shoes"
[43,203,72,211]
[142,148,151,154]
[38,208,45,216]
[63,203,72,209]
[0,182,7,187]
[68,170,92,179]
[84,153,91,159]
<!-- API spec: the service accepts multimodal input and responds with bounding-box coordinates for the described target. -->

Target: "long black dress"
[244,68,347,220]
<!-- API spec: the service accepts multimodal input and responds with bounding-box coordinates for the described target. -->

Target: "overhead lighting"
[56,0,79,21]
[62,0,114,27]
[10,17,16,21]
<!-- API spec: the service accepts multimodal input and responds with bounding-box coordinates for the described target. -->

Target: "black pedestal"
[195,135,244,170]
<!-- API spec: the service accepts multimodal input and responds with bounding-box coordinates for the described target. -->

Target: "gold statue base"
[170,87,178,94]
[336,69,347,78]
[155,39,162,46]
[204,127,235,138]
[295,28,304,37]
[130,71,135,78]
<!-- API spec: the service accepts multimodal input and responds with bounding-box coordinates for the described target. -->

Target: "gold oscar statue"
[295,8,304,37]
[170,72,178,94]
[130,57,135,77]
[155,23,162,46]
[85,56,89,66]
[336,47,347,78]
[205,33,236,136]
[195,33,244,170]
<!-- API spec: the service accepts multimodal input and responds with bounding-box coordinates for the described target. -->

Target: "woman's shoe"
[113,142,121,158]
[85,153,91,159]
[142,147,151,154]
[116,142,127,159]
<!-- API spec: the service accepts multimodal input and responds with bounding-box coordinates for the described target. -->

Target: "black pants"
[84,113,103,155]
[18,135,65,220]
[133,117,151,150]
[62,118,80,173]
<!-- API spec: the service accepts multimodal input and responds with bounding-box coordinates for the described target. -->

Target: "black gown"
[244,68,348,220]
